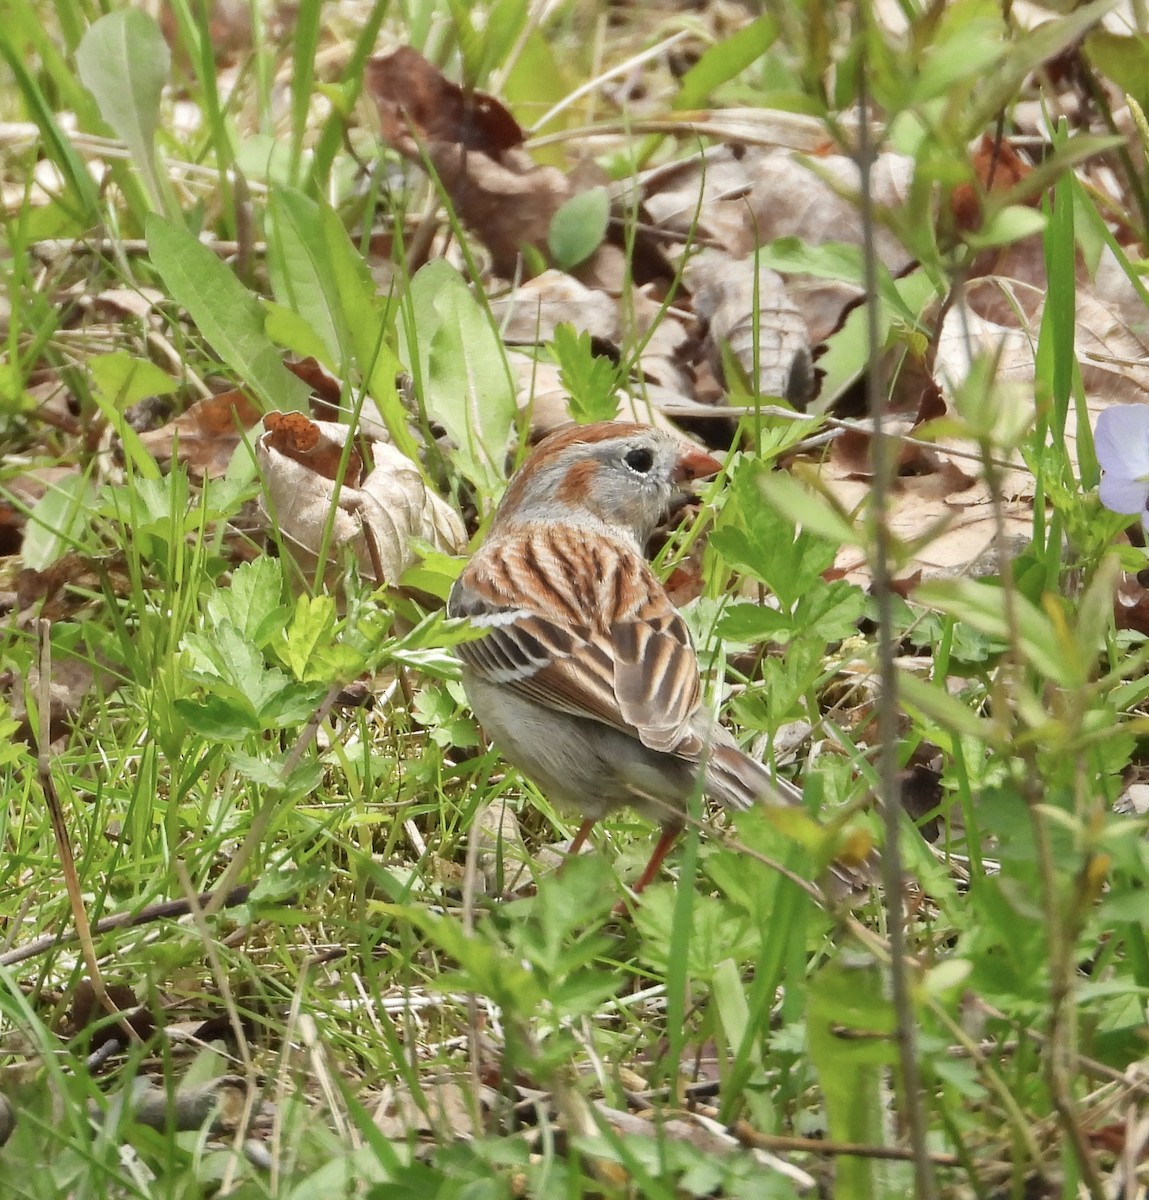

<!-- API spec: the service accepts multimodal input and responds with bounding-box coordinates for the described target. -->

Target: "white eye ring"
[624,446,655,473]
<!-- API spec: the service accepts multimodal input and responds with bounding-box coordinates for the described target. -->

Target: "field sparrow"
[448,420,805,895]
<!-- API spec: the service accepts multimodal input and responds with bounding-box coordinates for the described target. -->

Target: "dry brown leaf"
[366,48,571,277]
[687,249,815,408]
[826,474,1034,588]
[489,271,618,344]
[138,389,263,479]
[374,1075,494,1140]
[256,413,465,587]
[473,799,535,893]
[951,135,1035,233]
[367,46,524,157]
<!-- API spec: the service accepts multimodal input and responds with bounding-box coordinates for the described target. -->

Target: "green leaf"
[915,579,1075,687]
[173,694,260,740]
[548,186,610,270]
[904,6,1006,105]
[75,10,172,213]
[21,470,96,570]
[281,594,340,683]
[674,14,777,110]
[206,558,291,647]
[402,261,516,494]
[898,669,997,747]
[807,958,899,1199]
[146,214,313,413]
[1086,29,1149,113]
[551,324,620,423]
[964,204,1047,250]
[710,462,838,607]
[757,469,861,547]
[88,351,178,407]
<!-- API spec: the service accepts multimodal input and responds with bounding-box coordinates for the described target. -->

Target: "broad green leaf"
[146,214,312,413]
[964,204,1047,250]
[267,187,413,454]
[267,189,343,363]
[807,958,899,1199]
[88,351,178,407]
[263,300,332,364]
[504,29,569,162]
[760,237,921,327]
[1086,29,1149,113]
[21,470,96,570]
[548,187,610,270]
[402,261,516,494]
[898,669,998,747]
[674,14,777,110]
[75,10,172,213]
[206,557,290,647]
[757,469,861,547]
[281,594,339,683]
[173,694,260,739]
[905,7,1006,105]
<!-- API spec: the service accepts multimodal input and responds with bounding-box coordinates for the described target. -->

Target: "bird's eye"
[623,446,655,473]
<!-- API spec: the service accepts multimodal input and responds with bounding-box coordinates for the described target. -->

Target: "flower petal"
[1099,474,1149,514]
[1095,404,1149,478]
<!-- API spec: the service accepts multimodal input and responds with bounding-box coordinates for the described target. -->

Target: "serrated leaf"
[551,323,619,422]
[206,558,290,647]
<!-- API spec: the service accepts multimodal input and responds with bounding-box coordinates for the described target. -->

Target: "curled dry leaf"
[366,47,571,278]
[687,249,816,409]
[256,412,465,587]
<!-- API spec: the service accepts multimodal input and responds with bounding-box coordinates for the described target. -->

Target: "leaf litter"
[2,1,1149,1192]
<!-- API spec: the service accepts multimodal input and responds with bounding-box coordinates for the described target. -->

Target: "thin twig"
[35,621,139,1046]
[854,36,939,1200]
[0,884,253,968]
[730,1121,960,1167]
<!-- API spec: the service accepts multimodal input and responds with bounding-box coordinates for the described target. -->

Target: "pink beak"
[674,444,723,483]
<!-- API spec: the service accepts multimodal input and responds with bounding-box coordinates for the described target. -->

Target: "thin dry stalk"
[35,620,139,1046]
[855,33,939,1200]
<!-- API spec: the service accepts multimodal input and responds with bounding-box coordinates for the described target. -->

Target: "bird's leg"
[611,825,683,916]
[631,824,682,895]
[567,819,596,859]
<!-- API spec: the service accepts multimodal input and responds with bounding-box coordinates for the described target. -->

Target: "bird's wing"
[448,527,701,755]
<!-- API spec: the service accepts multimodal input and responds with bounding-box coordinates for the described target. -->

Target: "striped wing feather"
[451,528,701,755]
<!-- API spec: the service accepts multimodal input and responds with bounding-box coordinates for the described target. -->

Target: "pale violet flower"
[1095,404,1149,532]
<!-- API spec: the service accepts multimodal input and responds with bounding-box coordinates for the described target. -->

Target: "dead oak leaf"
[366,47,571,277]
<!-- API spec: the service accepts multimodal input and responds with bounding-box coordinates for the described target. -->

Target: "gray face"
[582,432,679,538]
